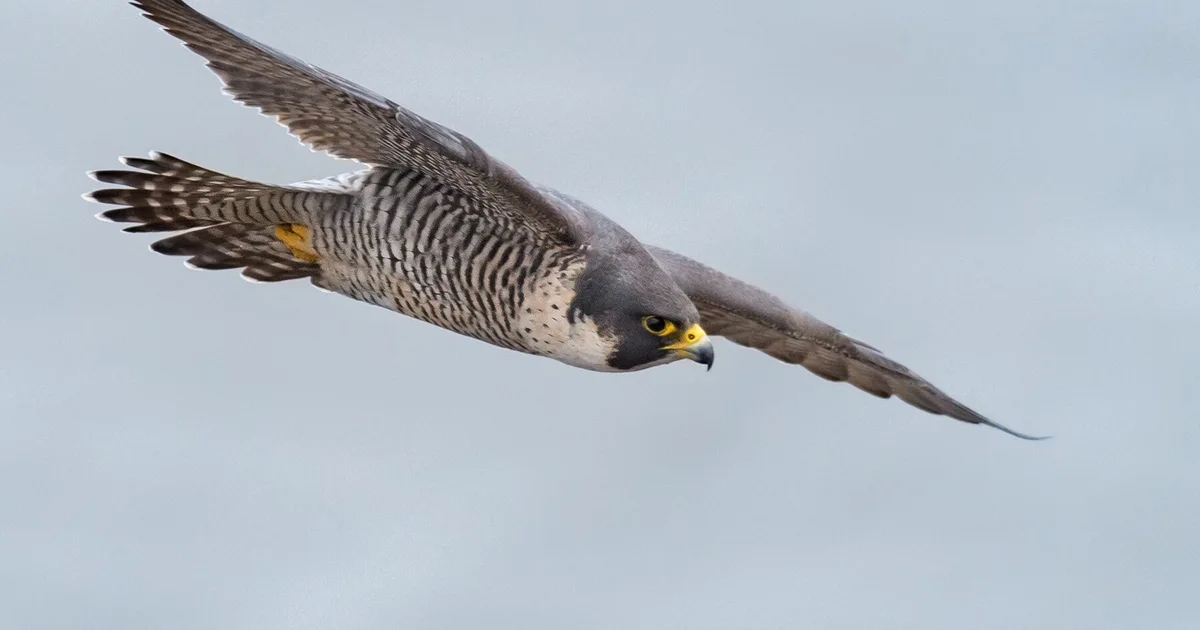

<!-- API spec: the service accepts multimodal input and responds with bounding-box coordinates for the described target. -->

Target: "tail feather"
[85,151,341,283]
[156,223,318,282]
[95,205,220,233]
[150,222,252,256]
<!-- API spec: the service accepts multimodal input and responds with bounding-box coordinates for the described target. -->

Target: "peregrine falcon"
[85,0,1044,440]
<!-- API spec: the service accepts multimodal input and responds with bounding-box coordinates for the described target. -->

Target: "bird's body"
[300,167,635,369]
[86,0,1045,439]
[302,167,590,363]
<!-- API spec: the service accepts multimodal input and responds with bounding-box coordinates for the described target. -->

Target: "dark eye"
[642,316,675,336]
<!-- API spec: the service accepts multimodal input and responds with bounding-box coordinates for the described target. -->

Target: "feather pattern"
[87,151,338,282]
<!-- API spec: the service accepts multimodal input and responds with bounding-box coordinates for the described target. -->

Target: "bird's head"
[568,242,714,372]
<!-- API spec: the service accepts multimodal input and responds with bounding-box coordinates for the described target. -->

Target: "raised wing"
[131,0,581,243]
[647,246,1046,440]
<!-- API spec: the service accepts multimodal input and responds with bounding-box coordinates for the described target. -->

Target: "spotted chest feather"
[513,259,619,370]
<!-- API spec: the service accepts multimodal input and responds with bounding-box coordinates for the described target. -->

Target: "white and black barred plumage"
[84,0,1046,440]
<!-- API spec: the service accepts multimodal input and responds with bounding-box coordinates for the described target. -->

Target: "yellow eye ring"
[642,316,676,336]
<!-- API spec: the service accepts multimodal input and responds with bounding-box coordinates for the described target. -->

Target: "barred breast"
[307,167,612,366]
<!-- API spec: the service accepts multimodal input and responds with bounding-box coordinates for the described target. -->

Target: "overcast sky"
[2,1,1198,628]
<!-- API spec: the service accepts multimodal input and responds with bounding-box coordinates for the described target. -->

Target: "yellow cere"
[660,323,708,351]
[274,223,319,263]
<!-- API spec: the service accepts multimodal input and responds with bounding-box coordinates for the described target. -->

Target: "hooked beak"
[661,323,715,371]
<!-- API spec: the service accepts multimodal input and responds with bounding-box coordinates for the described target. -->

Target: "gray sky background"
[2,1,1198,628]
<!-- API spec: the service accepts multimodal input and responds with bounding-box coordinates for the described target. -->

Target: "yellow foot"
[274,223,319,263]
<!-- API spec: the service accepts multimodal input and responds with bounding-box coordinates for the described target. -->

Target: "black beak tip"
[697,346,715,371]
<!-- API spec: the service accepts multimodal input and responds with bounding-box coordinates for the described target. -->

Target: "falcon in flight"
[85,0,1044,440]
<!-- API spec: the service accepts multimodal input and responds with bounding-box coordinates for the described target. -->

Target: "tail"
[84,152,346,282]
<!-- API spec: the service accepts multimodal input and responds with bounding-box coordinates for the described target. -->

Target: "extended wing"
[647,246,1046,440]
[132,0,581,243]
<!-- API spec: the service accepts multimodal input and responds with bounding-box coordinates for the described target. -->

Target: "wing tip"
[974,417,1051,441]
[944,399,1050,441]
